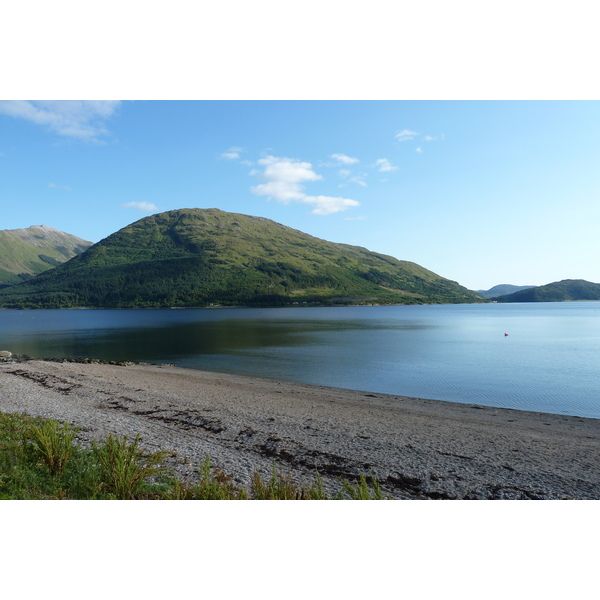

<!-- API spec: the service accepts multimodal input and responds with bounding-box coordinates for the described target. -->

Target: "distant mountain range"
[0,225,92,287]
[477,284,536,298]
[494,279,600,303]
[0,208,483,308]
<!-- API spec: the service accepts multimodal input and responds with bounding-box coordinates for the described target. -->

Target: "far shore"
[0,299,487,310]
[1,357,599,499]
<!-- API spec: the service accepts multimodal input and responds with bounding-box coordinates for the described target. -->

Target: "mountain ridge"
[0,225,93,286]
[0,208,483,308]
[477,284,536,298]
[495,279,600,302]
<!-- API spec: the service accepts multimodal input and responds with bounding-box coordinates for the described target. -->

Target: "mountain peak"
[0,225,93,287]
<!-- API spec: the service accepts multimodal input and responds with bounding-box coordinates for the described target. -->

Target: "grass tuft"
[339,472,388,500]
[251,462,333,500]
[164,455,248,500]
[92,433,168,499]
[29,420,78,477]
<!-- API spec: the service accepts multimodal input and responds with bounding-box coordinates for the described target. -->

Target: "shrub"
[339,473,388,500]
[93,433,168,499]
[30,420,78,476]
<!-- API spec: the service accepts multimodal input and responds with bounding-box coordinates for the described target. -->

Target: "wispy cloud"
[0,100,121,141]
[121,201,159,212]
[331,153,359,165]
[374,158,398,172]
[338,169,368,187]
[48,183,72,191]
[220,146,244,160]
[395,129,418,142]
[416,147,423,153]
[251,155,359,215]
[339,170,368,188]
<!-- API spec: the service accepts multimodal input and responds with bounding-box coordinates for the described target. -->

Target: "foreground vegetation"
[0,411,387,500]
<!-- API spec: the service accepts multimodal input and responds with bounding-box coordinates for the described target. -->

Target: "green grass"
[0,227,91,285]
[92,433,170,499]
[250,462,330,500]
[163,455,248,500]
[339,473,388,499]
[0,411,389,500]
[30,420,78,476]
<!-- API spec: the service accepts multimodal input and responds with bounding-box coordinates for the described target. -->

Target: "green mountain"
[495,279,600,302]
[478,284,536,298]
[0,225,92,287]
[0,208,483,308]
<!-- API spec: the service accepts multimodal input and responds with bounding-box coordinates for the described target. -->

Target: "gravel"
[1,358,599,499]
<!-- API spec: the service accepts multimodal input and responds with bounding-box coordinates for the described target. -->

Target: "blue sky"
[2,100,599,291]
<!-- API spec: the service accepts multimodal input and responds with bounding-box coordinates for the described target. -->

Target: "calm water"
[1,303,599,418]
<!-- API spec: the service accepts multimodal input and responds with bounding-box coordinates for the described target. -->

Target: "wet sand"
[1,359,599,499]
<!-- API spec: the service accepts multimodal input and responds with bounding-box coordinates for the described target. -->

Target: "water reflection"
[5,315,433,363]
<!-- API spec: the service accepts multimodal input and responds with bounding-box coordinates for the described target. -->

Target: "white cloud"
[0,100,121,141]
[251,155,359,215]
[121,201,159,212]
[395,129,418,142]
[48,183,72,191]
[416,147,423,153]
[259,155,321,184]
[251,155,321,203]
[338,169,352,178]
[374,158,398,172]
[303,195,359,215]
[331,153,359,165]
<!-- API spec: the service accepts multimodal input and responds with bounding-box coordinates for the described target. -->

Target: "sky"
[2,99,599,291]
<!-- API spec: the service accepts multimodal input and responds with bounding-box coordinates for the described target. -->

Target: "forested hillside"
[0,209,483,308]
[496,279,600,302]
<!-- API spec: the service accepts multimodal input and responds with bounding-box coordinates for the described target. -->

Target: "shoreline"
[1,358,599,499]
[6,353,598,421]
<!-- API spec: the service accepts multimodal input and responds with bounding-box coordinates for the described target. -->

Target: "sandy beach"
[1,358,599,499]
